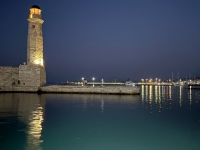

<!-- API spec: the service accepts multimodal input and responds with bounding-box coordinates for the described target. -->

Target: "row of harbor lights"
[82,77,95,86]
[82,77,95,82]
[141,78,161,82]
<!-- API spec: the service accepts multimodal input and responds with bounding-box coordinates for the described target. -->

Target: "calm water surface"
[0,86,200,150]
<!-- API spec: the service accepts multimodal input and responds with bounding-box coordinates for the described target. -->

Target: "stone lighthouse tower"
[18,5,46,88]
[27,5,44,66]
[0,5,46,92]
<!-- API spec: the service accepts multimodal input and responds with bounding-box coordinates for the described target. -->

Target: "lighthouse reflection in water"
[0,86,200,150]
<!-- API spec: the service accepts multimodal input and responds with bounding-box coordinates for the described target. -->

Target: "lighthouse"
[0,5,46,91]
[18,5,46,87]
[27,5,44,66]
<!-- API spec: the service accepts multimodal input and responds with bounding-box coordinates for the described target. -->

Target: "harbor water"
[0,85,200,150]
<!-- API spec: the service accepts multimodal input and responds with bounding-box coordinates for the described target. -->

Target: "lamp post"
[82,77,84,86]
[92,77,95,86]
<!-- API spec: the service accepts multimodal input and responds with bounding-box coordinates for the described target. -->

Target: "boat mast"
[178,71,179,82]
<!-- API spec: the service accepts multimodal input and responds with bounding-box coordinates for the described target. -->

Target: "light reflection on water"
[45,94,140,112]
[25,107,43,150]
[0,86,200,150]
[140,85,200,111]
[0,94,45,150]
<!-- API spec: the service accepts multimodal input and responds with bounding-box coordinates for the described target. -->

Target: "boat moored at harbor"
[125,81,136,86]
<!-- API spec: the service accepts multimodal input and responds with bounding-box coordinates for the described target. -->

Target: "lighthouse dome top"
[31,5,40,9]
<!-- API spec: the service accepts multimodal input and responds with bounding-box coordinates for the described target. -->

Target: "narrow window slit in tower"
[32,25,35,28]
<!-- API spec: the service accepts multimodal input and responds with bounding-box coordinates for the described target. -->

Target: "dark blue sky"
[0,0,200,82]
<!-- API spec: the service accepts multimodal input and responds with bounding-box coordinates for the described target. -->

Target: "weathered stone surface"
[0,86,39,92]
[0,84,140,94]
[0,66,19,87]
[40,85,140,95]
[19,64,46,87]
[27,15,44,66]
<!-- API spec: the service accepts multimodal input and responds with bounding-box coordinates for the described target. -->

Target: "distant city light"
[92,77,95,86]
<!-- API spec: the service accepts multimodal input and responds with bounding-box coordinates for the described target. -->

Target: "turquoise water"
[0,86,200,150]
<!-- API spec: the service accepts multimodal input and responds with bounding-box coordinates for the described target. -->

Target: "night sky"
[0,0,200,82]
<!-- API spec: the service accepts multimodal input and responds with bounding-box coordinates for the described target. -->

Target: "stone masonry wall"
[40,66,46,86]
[0,66,19,87]
[27,18,44,66]
[19,64,46,87]
[40,85,140,95]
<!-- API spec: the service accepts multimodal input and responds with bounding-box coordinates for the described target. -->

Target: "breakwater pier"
[0,85,140,95]
[39,85,140,95]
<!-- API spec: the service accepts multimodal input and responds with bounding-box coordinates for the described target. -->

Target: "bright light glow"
[29,8,41,18]
[26,106,44,150]
[92,77,95,87]
[30,8,41,15]
[149,78,153,82]
[34,59,43,66]
[34,59,39,64]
